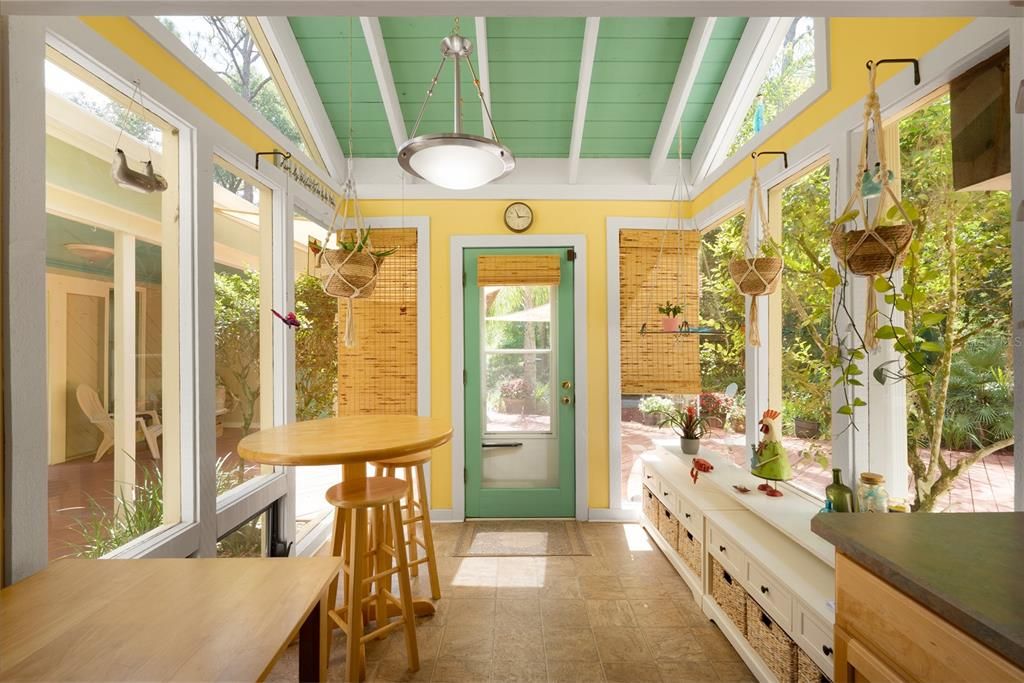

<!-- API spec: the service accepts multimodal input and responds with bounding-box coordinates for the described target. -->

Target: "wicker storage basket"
[658,506,679,548]
[728,257,783,296]
[710,557,746,634]
[643,487,657,521]
[797,646,831,683]
[319,248,379,298]
[830,224,913,276]
[676,527,702,578]
[747,594,797,683]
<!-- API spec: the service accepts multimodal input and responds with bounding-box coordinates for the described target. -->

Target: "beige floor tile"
[490,659,547,683]
[372,657,436,682]
[446,598,497,627]
[629,598,686,628]
[673,597,710,627]
[585,599,636,627]
[641,627,704,661]
[387,626,444,662]
[545,660,605,683]
[538,576,582,600]
[692,624,743,663]
[602,662,662,683]
[657,659,722,683]
[571,556,614,576]
[432,657,492,683]
[712,661,756,683]
[578,575,626,600]
[592,627,651,663]
[535,556,577,577]
[539,599,588,630]
[493,625,545,661]
[496,586,542,600]
[543,628,599,662]
[495,598,542,628]
[439,625,495,661]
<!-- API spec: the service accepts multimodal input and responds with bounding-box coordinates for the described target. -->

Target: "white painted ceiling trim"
[568,17,600,185]
[474,17,494,139]
[649,16,716,183]
[360,16,408,153]
[689,16,791,181]
[257,16,347,179]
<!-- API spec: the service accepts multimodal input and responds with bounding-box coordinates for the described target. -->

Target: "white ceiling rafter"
[568,17,600,185]
[360,16,408,152]
[648,16,716,184]
[474,17,494,139]
[689,17,791,182]
[256,16,347,179]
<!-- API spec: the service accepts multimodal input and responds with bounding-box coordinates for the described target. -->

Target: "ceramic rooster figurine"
[750,408,791,497]
[112,148,168,193]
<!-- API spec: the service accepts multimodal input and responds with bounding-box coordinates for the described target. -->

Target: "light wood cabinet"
[834,554,1024,683]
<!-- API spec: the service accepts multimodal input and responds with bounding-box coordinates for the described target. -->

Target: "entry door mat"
[454,520,591,557]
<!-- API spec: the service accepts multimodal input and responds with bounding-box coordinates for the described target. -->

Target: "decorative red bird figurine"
[271,309,300,329]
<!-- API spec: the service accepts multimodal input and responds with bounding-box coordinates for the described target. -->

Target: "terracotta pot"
[794,418,821,439]
[706,416,724,429]
[661,317,679,332]
[681,438,701,456]
[503,398,525,415]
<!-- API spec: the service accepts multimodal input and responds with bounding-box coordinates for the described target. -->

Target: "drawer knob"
[719,545,726,553]
[760,585,769,594]
[663,491,670,496]
[646,474,652,479]
[684,513,691,519]
[822,645,833,657]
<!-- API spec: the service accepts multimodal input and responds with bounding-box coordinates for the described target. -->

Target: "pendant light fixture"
[397,18,514,190]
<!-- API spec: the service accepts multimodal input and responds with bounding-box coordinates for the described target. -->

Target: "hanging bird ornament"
[750,408,792,497]
[110,80,167,194]
[271,309,301,329]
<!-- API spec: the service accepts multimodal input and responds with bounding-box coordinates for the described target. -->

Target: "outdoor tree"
[213,269,261,445]
[294,273,339,421]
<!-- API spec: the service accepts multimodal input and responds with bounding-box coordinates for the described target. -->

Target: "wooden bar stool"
[325,477,419,683]
[372,452,442,600]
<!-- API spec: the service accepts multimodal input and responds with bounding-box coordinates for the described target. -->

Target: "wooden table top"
[0,557,342,681]
[238,415,453,467]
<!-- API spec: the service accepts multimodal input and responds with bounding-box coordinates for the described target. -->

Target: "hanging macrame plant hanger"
[728,152,785,347]
[831,59,919,349]
[111,79,167,194]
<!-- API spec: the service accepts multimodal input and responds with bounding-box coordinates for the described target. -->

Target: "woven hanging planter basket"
[319,248,379,299]
[728,257,783,296]
[831,224,913,277]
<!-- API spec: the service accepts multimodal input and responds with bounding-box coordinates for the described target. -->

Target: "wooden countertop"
[812,512,1024,667]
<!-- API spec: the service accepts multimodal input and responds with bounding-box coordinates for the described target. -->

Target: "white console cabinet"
[640,445,836,683]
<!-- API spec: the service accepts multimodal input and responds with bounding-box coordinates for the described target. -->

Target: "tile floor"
[267,522,754,683]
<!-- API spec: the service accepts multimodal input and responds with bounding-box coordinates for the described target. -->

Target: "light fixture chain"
[463,56,502,144]
[408,55,449,139]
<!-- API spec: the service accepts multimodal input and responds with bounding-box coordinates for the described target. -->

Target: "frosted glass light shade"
[398,133,515,190]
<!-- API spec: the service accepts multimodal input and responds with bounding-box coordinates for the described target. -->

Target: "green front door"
[463,247,575,517]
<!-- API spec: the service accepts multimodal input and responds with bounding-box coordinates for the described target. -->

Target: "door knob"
[561,395,571,405]
[561,380,572,390]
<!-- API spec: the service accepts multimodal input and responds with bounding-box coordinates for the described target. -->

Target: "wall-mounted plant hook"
[867,58,921,86]
[255,150,291,170]
[751,150,788,169]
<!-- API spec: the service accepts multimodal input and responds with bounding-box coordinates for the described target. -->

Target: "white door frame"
[450,234,588,521]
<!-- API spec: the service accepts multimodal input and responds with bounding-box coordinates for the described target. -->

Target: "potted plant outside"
[639,395,675,427]
[499,378,530,415]
[657,301,683,332]
[655,403,708,456]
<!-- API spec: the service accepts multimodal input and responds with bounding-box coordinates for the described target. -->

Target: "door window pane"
[213,160,274,496]
[45,55,179,559]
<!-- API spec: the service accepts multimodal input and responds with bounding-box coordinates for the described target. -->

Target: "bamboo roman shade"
[619,229,701,395]
[477,254,561,286]
[338,228,418,414]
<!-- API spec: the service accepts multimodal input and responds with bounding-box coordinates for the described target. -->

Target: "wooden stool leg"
[327,507,346,611]
[416,464,442,600]
[345,508,367,683]
[372,505,390,635]
[389,500,419,673]
[405,468,419,577]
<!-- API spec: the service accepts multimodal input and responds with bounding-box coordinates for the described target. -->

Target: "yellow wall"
[77,14,976,510]
[695,17,972,214]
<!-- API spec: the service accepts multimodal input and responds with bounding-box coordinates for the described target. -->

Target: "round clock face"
[504,202,533,232]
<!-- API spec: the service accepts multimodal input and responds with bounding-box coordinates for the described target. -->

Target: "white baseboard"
[588,507,640,522]
[428,508,461,522]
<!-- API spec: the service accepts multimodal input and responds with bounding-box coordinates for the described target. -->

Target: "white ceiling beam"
[13,2,1020,17]
[568,17,600,185]
[689,17,791,182]
[256,16,347,179]
[648,17,716,184]
[474,17,494,139]
[360,16,408,152]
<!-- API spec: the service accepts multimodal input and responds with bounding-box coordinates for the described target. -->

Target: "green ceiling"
[289,16,748,160]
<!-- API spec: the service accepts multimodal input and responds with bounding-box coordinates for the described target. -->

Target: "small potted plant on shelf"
[655,403,708,456]
[657,301,683,332]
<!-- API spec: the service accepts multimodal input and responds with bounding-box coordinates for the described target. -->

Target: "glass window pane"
[216,510,269,557]
[485,352,553,433]
[293,211,340,539]
[45,56,177,560]
[214,160,274,496]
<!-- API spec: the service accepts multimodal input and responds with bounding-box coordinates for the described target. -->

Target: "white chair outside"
[75,384,162,462]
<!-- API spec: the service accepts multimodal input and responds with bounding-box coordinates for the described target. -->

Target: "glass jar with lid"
[857,472,889,512]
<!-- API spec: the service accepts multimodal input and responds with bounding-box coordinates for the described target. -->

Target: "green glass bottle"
[826,468,857,512]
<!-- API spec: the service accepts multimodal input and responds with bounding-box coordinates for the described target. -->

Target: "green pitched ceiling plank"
[674,17,748,157]
[581,18,693,158]
[289,16,392,156]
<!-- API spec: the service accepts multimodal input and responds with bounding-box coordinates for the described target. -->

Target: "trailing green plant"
[70,463,164,558]
[337,228,398,260]
[655,403,708,440]
[657,301,683,318]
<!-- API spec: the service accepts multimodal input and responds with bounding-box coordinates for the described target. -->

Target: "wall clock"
[504,202,534,233]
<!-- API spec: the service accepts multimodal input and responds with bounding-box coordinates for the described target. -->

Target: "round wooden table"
[238,415,453,619]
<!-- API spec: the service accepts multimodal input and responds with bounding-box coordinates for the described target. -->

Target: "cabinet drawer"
[641,464,658,493]
[795,602,834,674]
[707,522,747,578]
[747,559,794,631]
[655,481,678,510]
[675,497,703,536]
